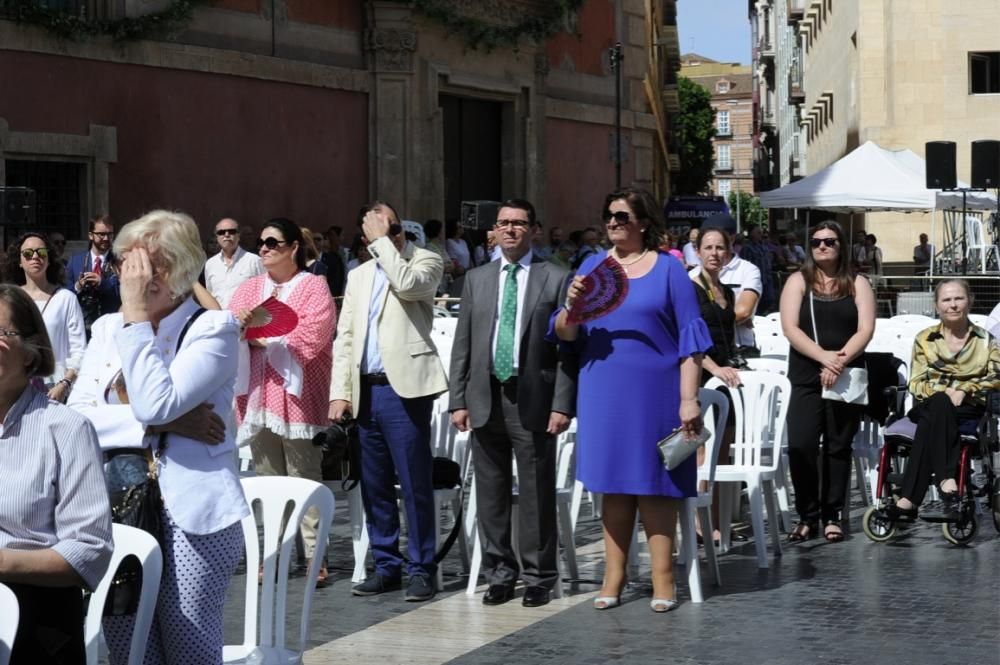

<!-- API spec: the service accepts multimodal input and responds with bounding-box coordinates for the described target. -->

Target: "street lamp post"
[610,42,624,189]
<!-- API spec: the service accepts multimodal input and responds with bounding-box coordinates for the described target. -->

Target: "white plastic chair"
[675,388,730,602]
[757,335,789,358]
[965,216,999,272]
[969,313,989,328]
[0,583,17,665]
[226,477,335,665]
[888,314,935,328]
[745,357,787,375]
[85,524,163,665]
[713,372,790,568]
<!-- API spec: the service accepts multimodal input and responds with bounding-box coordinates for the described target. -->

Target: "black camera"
[312,419,357,454]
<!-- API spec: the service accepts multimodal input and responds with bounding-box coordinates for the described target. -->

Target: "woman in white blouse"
[3,232,86,402]
[68,210,249,665]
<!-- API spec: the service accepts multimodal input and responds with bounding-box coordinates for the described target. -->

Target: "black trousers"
[900,392,983,505]
[787,384,863,523]
[472,376,558,588]
[8,583,85,665]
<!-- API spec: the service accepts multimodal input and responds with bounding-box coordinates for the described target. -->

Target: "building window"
[717,179,731,198]
[717,110,731,136]
[3,160,85,240]
[716,145,731,170]
[970,52,1000,94]
[717,80,730,94]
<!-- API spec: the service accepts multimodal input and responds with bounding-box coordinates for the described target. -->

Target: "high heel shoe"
[650,584,679,613]
[593,595,621,610]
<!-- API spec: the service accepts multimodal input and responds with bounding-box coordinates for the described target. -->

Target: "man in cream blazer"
[329,201,447,602]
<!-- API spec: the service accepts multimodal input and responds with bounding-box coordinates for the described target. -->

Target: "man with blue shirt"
[329,201,447,602]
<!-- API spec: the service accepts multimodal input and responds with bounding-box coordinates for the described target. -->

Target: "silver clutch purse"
[657,427,711,471]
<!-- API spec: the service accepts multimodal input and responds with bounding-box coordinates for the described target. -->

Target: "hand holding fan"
[244,297,299,339]
[566,255,629,324]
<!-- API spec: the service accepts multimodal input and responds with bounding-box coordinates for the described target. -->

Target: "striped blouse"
[909,323,1000,408]
[0,386,113,590]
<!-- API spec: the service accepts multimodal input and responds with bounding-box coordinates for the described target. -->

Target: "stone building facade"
[680,53,755,199]
[0,0,681,244]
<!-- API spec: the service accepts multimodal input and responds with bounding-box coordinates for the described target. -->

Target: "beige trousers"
[248,428,325,558]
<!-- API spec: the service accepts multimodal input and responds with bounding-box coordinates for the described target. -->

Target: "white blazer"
[68,298,250,535]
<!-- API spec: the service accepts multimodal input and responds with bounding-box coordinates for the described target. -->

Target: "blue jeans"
[356,382,437,579]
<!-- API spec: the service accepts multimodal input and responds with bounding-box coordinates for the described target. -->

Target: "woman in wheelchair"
[891,279,1000,522]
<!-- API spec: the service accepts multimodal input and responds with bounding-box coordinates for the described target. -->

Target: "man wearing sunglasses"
[330,201,447,602]
[204,217,264,308]
[65,215,121,335]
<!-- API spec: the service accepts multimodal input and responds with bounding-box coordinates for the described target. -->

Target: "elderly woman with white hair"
[68,210,249,665]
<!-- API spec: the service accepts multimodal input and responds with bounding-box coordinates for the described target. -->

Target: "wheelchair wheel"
[863,506,896,542]
[942,514,978,545]
[991,478,1000,534]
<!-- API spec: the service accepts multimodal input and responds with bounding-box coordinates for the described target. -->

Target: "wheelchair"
[862,391,1000,545]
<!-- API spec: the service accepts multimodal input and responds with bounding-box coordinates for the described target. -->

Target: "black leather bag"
[432,457,461,490]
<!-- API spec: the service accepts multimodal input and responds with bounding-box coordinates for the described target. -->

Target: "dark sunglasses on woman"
[256,237,288,250]
[21,248,49,259]
[809,237,838,248]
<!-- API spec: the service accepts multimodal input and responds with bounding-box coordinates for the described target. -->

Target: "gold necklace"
[613,248,649,274]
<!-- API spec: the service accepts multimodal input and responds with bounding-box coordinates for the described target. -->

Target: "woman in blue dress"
[554,188,712,612]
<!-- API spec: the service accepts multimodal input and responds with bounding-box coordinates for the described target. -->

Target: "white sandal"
[650,597,679,613]
[593,596,621,610]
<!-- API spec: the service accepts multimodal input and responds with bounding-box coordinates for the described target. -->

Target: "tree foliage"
[674,76,717,196]
[726,191,768,228]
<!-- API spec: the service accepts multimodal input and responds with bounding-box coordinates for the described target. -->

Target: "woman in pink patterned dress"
[229,217,336,583]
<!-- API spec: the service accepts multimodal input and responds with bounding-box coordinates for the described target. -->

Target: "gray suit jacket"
[449,256,577,432]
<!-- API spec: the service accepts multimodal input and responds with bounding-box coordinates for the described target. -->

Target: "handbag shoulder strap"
[154,307,208,459]
[40,286,62,316]
[808,289,822,348]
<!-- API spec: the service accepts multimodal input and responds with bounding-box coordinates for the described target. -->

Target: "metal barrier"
[866,275,999,317]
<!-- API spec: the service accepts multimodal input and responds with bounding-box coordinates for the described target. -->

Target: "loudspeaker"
[459,200,500,231]
[971,140,1000,189]
[925,141,957,189]
[0,187,37,225]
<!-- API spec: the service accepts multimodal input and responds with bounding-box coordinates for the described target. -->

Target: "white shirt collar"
[498,249,533,271]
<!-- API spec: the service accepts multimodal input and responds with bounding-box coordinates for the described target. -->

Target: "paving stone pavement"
[222,488,1000,665]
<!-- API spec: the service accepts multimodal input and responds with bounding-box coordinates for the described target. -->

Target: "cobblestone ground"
[222,488,1000,665]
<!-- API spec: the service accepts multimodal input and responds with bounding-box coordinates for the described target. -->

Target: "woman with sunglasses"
[3,233,86,402]
[779,221,875,542]
[228,217,336,584]
[554,188,711,612]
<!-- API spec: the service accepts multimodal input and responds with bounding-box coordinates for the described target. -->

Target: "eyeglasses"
[602,210,633,225]
[90,231,113,239]
[810,237,838,248]
[495,219,530,230]
[20,248,49,260]
[0,328,20,338]
[256,237,289,250]
[216,228,239,237]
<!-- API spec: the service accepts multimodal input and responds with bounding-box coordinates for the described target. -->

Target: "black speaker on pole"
[925,141,957,189]
[971,140,1000,188]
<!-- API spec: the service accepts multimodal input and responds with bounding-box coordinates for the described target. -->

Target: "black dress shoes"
[522,585,551,607]
[482,584,516,605]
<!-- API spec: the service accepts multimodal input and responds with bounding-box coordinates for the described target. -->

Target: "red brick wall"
[546,0,615,75]
[285,0,364,29]
[545,118,634,231]
[0,51,368,239]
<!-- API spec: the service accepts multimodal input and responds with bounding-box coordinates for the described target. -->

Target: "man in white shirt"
[204,218,264,308]
[690,213,762,348]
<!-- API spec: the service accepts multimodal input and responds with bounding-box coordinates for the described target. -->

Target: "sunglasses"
[21,248,49,260]
[216,228,239,237]
[810,237,838,248]
[602,210,633,225]
[256,237,289,250]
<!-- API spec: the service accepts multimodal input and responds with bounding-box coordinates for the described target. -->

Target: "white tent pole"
[929,207,936,280]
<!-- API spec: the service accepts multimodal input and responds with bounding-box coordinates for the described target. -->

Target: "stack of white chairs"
[712,371,790,569]
[226,477,335,665]
[85,524,163,665]
[675,388,730,602]
[0,583,18,665]
[744,356,794,532]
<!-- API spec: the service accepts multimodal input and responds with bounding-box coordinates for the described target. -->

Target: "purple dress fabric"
[566,250,712,497]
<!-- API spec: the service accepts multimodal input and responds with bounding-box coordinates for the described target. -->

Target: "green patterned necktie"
[494,263,520,382]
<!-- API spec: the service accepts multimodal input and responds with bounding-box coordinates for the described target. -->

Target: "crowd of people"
[1,192,999,663]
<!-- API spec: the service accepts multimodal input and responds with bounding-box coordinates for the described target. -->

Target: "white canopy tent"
[759,141,998,274]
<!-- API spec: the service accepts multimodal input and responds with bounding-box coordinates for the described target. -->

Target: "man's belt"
[362,372,391,386]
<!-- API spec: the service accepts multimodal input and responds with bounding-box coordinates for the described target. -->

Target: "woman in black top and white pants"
[779,222,875,542]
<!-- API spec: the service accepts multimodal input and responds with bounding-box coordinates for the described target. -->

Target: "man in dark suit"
[321,225,348,303]
[449,198,577,608]
[65,215,121,335]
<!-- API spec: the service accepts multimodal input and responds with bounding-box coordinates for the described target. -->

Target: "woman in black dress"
[691,227,741,388]
[779,221,875,542]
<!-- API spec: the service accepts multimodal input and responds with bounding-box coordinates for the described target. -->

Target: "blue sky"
[677,0,752,65]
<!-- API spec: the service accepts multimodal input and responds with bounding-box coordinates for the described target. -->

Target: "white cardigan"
[68,298,250,536]
[35,288,86,385]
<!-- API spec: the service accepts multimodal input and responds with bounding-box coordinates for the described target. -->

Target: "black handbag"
[102,308,206,616]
